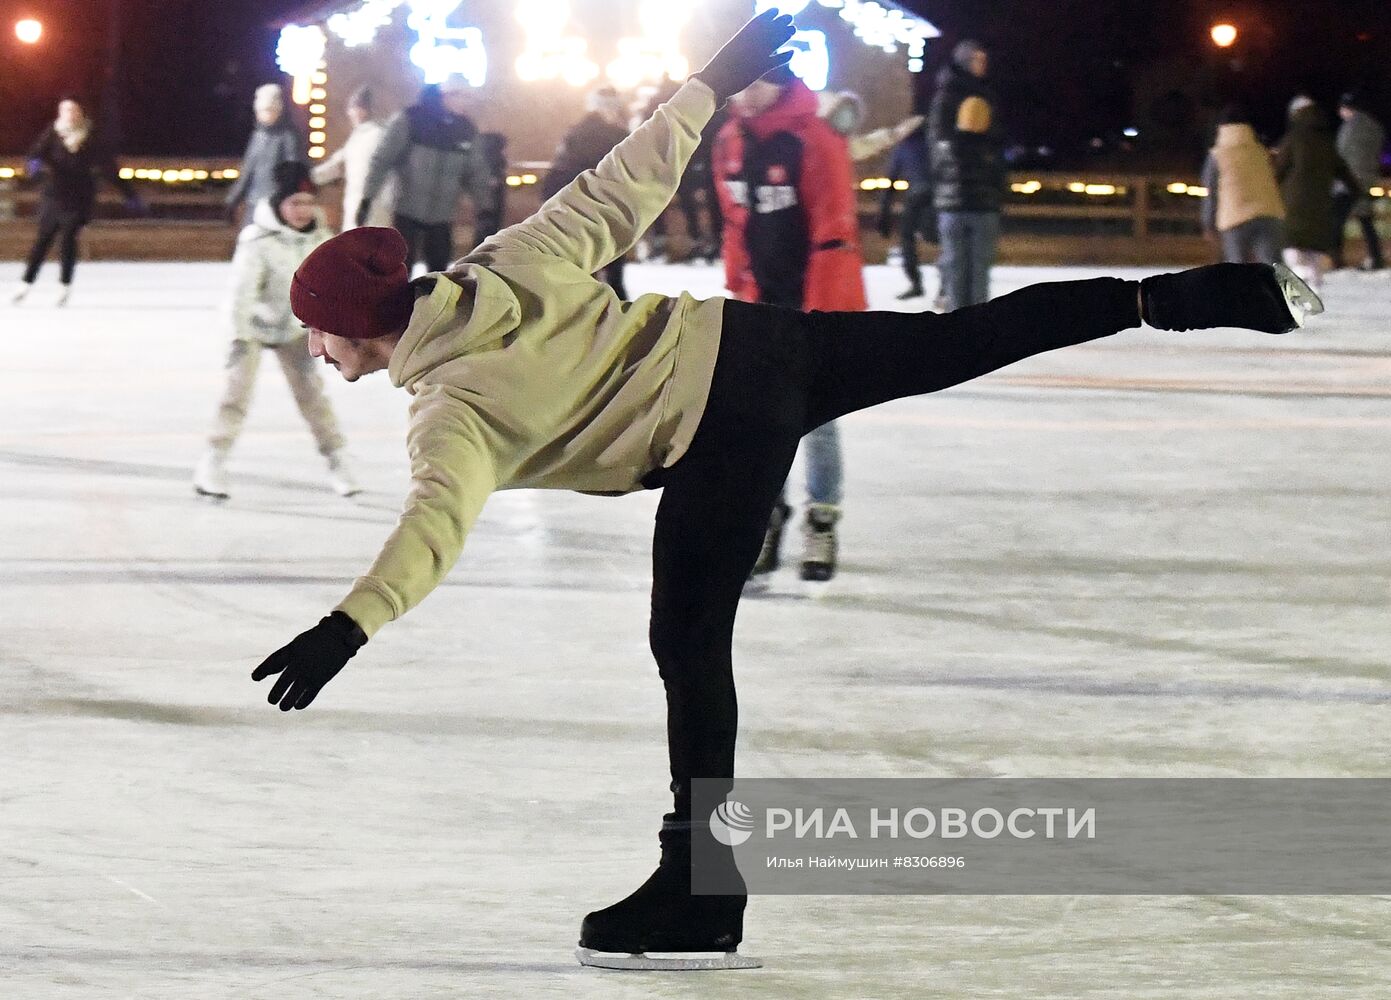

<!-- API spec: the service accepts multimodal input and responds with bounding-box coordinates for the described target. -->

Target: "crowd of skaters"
[6,50,1386,575]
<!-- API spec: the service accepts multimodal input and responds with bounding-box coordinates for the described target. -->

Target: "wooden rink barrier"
[0,160,1385,267]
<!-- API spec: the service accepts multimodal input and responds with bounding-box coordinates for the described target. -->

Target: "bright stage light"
[1210,23,1238,48]
[15,19,42,44]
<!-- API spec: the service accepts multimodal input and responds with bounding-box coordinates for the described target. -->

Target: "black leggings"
[24,213,84,285]
[394,214,454,273]
[644,277,1141,819]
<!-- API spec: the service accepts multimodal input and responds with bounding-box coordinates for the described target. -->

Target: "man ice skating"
[250,10,1323,971]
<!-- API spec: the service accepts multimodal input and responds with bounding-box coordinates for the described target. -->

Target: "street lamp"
[15,18,42,44]
[1210,23,1238,48]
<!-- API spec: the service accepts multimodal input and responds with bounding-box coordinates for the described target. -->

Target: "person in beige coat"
[311,86,396,231]
[244,12,1318,970]
[193,162,358,500]
[1201,105,1285,264]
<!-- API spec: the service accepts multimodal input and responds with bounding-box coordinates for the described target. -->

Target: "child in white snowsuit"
[194,162,357,499]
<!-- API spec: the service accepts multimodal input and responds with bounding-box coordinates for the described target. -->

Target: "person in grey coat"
[225,84,306,223]
[1332,92,1385,270]
[356,74,491,273]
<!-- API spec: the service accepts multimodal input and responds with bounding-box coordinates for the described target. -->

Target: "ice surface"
[2,261,1389,998]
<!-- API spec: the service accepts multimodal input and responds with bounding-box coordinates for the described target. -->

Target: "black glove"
[252,611,367,711]
[354,198,372,228]
[694,8,797,103]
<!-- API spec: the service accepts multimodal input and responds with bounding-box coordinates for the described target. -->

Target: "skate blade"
[193,487,230,501]
[1271,262,1324,329]
[576,947,762,971]
[741,575,772,597]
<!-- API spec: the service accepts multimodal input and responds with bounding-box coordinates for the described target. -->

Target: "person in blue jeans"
[929,40,1006,310]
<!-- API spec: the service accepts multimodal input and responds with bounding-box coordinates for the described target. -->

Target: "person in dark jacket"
[1274,96,1358,292]
[878,121,939,300]
[12,97,142,306]
[543,86,632,297]
[358,75,491,273]
[633,77,726,263]
[929,40,1006,311]
[474,131,509,244]
[225,84,306,225]
[1332,91,1386,271]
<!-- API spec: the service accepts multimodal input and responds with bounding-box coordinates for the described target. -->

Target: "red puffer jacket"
[713,79,867,311]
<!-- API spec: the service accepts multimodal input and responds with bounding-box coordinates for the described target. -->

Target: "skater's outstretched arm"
[480,10,795,276]
[338,387,499,638]
[251,388,497,711]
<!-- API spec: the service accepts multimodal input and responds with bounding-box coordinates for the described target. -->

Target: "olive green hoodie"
[338,78,724,637]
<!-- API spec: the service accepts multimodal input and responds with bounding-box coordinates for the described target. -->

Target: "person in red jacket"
[714,65,866,583]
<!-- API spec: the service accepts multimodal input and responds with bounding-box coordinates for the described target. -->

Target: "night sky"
[0,0,1387,168]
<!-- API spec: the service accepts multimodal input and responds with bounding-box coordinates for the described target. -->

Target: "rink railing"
[1,159,1387,241]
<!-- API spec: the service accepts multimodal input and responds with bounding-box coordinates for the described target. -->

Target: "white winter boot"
[193,450,230,499]
[55,285,71,308]
[326,452,361,497]
[11,283,32,305]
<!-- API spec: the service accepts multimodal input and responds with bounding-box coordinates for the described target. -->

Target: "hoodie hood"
[388,267,523,390]
[743,79,821,139]
[1214,122,1261,149]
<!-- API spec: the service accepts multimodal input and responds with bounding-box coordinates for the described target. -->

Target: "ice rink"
[3,260,1390,998]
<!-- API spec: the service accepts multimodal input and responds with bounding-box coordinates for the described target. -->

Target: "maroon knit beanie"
[291,227,415,340]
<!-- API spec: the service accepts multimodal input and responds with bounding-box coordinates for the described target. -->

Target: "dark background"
[0,0,1386,169]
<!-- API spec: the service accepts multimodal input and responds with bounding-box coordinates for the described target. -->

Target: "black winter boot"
[1139,262,1323,334]
[750,500,791,577]
[578,814,748,956]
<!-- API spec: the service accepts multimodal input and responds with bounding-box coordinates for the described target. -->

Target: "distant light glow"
[515,0,596,86]
[328,0,404,47]
[1210,22,1238,47]
[606,0,693,88]
[277,24,328,104]
[784,30,830,91]
[15,18,41,44]
[1123,127,1139,138]
[408,0,487,85]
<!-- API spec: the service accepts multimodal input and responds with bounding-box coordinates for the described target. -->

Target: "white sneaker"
[326,452,361,497]
[10,283,31,305]
[55,286,70,307]
[193,450,230,499]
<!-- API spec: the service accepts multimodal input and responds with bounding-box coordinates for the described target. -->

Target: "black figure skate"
[576,815,759,971]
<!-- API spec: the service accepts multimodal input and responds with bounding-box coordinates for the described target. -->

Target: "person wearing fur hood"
[1200,105,1285,264]
[194,162,358,500]
[818,90,923,163]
